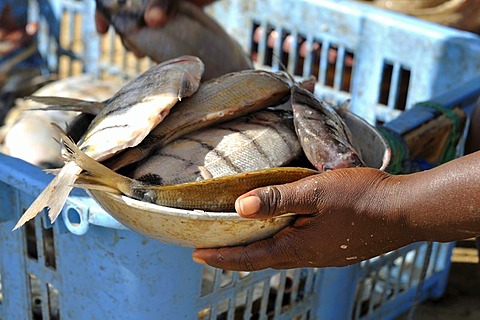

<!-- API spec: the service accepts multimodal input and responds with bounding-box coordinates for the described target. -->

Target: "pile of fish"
[11,55,364,230]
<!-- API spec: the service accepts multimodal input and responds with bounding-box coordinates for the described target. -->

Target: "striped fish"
[131,109,302,185]
[13,56,204,230]
[105,69,292,171]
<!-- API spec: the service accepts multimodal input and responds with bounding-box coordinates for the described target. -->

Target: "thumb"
[235,176,322,219]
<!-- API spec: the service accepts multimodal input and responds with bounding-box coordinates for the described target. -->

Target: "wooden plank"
[402,108,466,164]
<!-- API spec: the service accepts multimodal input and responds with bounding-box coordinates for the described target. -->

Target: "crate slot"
[57,6,85,76]
[25,219,39,260]
[250,22,355,95]
[379,61,411,111]
[46,283,60,320]
[25,277,61,320]
[42,226,56,270]
[24,213,57,268]
[392,256,407,299]
[28,274,43,319]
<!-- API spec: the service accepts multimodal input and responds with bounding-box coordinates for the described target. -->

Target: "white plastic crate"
[1,0,480,319]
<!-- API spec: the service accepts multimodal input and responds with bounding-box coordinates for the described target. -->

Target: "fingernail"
[192,254,206,265]
[236,195,261,216]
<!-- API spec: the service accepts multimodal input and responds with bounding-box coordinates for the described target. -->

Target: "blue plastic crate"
[207,0,480,124]
[1,0,479,319]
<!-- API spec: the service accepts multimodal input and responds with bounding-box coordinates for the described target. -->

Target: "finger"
[95,10,110,34]
[144,0,180,28]
[193,240,279,271]
[192,225,307,271]
[235,175,324,219]
[25,22,38,36]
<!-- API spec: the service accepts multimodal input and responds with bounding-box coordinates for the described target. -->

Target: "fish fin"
[13,160,81,230]
[299,76,317,94]
[103,147,147,171]
[272,59,316,94]
[26,96,105,115]
[177,70,201,101]
[73,180,122,194]
[53,124,133,195]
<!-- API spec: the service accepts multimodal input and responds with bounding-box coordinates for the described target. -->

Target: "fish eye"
[142,190,157,204]
[323,165,333,172]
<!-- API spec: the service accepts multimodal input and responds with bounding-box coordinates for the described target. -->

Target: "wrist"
[387,158,480,242]
[355,172,422,244]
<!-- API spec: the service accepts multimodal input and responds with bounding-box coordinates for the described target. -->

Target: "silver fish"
[96,0,252,80]
[13,56,204,229]
[131,109,302,185]
[291,85,364,171]
[105,69,292,171]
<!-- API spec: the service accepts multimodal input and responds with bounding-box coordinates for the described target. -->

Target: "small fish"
[13,56,204,230]
[106,69,292,171]
[96,0,252,80]
[291,86,364,171]
[131,109,302,185]
[58,127,318,212]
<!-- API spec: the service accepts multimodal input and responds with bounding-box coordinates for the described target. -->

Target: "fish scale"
[106,69,292,171]
[131,110,302,185]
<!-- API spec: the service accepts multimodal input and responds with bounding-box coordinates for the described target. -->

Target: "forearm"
[390,151,480,242]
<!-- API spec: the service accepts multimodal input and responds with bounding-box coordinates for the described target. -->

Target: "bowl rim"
[89,190,295,221]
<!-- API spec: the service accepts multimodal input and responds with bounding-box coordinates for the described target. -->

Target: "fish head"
[321,149,365,171]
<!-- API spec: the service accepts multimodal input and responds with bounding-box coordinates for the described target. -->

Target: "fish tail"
[13,161,81,230]
[56,125,133,195]
[26,96,105,115]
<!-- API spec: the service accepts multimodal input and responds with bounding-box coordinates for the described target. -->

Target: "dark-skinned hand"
[94,0,216,57]
[193,150,480,271]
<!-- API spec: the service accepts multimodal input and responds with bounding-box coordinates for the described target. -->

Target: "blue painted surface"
[1,0,478,318]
